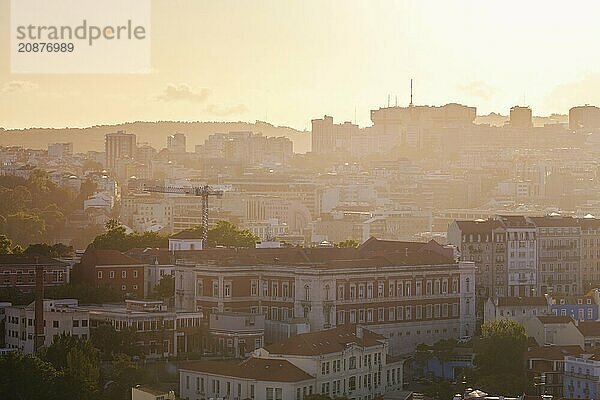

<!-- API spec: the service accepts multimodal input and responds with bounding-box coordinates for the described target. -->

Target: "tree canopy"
[89,220,169,252]
[334,239,360,248]
[472,319,530,395]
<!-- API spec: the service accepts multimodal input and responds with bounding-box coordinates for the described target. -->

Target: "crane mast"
[142,184,223,248]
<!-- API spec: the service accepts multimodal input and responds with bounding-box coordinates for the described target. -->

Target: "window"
[337,311,345,324]
[378,282,384,297]
[282,282,289,298]
[304,285,310,301]
[122,270,127,278]
[53,320,59,328]
[350,284,356,299]
[389,307,396,320]
[415,281,422,296]
[121,285,126,291]
[73,320,79,328]
[213,281,219,297]
[367,283,373,298]
[337,285,344,300]
[109,271,115,279]
[133,270,138,278]
[81,320,88,327]
[224,282,231,298]
[349,309,356,323]
[367,309,373,322]
[378,308,385,321]
[272,282,278,298]
[133,284,138,290]
[251,280,258,296]
[321,361,330,375]
[97,271,102,279]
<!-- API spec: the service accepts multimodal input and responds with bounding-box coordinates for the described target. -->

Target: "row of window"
[340,303,460,324]
[97,270,139,279]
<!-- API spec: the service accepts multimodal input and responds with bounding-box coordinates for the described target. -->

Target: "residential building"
[179,324,405,400]
[174,237,476,355]
[578,217,600,290]
[167,133,186,154]
[526,345,582,398]
[510,106,533,129]
[72,249,145,298]
[79,300,203,358]
[47,142,73,158]
[0,254,69,291]
[564,353,600,399]
[530,216,581,295]
[208,312,265,358]
[168,230,203,251]
[549,295,598,322]
[484,296,550,324]
[522,316,584,347]
[5,299,89,354]
[105,131,136,172]
[577,321,600,348]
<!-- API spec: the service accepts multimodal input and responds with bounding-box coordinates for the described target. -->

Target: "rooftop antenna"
[410,79,414,107]
[387,94,390,107]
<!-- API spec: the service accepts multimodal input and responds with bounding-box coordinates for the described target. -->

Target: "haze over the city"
[2,0,600,129]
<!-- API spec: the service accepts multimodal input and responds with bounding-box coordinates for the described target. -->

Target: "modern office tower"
[569,105,600,131]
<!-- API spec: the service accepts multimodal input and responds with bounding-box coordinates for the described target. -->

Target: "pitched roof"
[537,315,573,324]
[578,321,600,337]
[526,345,583,361]
[179,357,313,382]
[84,249,144,266]
[264,324,384,356]
[497,296,548,307]
[454,220,503,234]
[0,254,65,266]
[170,229,203,240]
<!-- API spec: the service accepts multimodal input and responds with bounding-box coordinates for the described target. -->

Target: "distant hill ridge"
[0,120,311,154]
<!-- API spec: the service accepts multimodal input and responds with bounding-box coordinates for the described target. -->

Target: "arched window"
[325,284,330,300]
[304,284,310,301]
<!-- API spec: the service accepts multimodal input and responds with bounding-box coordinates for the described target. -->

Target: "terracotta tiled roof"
[526,345,583,361]
[496,296,549,307]
[454,220,503,234]
[578,321,600,337]
[264,324,384,356]
[89,249,144,266]
[170,230,203,240]
[180,357,313,382]
[0,254,65,266]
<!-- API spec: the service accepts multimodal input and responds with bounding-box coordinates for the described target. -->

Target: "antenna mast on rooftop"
[410,78,414,107]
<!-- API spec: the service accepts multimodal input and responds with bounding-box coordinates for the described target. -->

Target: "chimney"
[356,325,364,339]
[34,260,44,354]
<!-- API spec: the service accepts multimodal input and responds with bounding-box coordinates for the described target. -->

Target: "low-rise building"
[549,294,598,322]
[564,353,600,400]
[523,316,584,347]
[73,249,145,298]
[526,345,582,398]
[0,254,69,291]
[209,312,265,358]
[79,300,203,358]
[5,299,89,353]
[179,324,405,400]
[484,296,550,324]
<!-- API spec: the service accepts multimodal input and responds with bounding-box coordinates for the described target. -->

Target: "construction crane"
[143,184,223,247]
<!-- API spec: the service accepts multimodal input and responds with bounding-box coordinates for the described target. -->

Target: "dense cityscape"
[2,101,600,400]
[4,1,600,400]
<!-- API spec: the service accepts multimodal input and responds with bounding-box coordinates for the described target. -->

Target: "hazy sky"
[2,0,600,130]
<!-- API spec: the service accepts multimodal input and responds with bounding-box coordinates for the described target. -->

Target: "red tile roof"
[86,249,145,266]
[180,357,313,382]
[264,324,385,356]
[578,321,600,337]
[526,345,583,361]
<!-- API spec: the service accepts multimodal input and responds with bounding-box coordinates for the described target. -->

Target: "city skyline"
[2,0,600,130]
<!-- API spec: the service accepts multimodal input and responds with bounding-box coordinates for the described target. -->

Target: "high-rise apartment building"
[167,133,187,154]
[105,131,137,171]
[509,106,533,129]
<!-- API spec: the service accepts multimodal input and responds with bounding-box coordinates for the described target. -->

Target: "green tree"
[91,324,140,359]
[25,242,74,258]
[108,354,151,400]
[44,334,101,400]
[2,212,46,245]
[0,351,61,400]
[473,319,530,395]
[151,274,174,300]
[207,220,259,248]
[0,234,12,254]
[334,239,360,248]
[90,220,168,252]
